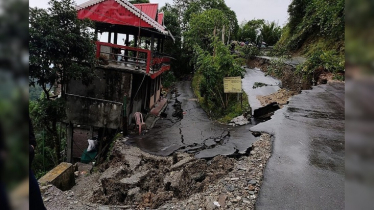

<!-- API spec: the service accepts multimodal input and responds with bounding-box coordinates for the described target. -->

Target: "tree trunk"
[222,25,225,44]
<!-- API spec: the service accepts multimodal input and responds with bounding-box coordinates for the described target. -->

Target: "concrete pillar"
[150,34,155,52]
[134,35,138,47]
[114,32,118,45]
[125,34,129,61]
[154,77,157,104]
[161,38,164,53]
[108,32,112,43]
[90,126,94,139]
[66,123,73,163]
[157,38,161,52]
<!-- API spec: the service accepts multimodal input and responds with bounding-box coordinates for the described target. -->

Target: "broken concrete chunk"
[190,172,206,182]
[76,162,93,173]
[38,162,75,191]
[120,170,149,185]
[127,187,142,202]
[124,154,141,171]
[205,196,217,210]
[229,115,250,126]
[99,166,124,181]
[170,157,194,171]
[163,170,184,188]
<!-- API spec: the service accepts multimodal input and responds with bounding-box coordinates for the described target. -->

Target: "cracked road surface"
[251,82,345,209]
[128,81,259,158]
[242,67,281,113]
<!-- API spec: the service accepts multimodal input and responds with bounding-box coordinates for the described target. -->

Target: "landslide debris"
[89,139,235,209]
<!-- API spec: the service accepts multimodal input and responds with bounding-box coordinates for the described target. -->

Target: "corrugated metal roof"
[157,12,164,25]
[134,3,158,20]
[76,0,168,34]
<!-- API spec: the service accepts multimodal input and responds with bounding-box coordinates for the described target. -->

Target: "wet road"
[128,81,259,158]
[242,67,281,113]
[251,82,345,209]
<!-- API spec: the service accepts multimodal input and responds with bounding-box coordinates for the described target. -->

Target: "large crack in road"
[127,80,261,159]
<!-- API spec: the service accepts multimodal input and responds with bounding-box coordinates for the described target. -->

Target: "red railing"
[95,41,171,77]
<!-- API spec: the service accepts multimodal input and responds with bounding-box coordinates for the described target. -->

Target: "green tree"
[237,19,264,43]
[261,21,282,46]
[185,9,229,50]
[161,3,193,77]
[287,0,307,33]
[29,0,97,162]
[194,38,244,112]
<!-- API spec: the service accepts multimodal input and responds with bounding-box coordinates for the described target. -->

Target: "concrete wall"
[66,68,131,129]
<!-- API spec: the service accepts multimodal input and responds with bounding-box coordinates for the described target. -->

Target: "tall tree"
[261,21,282,46]
[185,9,229,50]
[237,19,264,42]
[29,0,97,162]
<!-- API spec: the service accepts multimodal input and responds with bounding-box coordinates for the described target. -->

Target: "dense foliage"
[194,38,244,110]
[0,0,29,191]
[237,19,281,46]
[273,0,345,79]
[160,0,247,120]
[29,0,97,163]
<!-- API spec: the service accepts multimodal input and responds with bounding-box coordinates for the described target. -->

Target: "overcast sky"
[29,0,292,26]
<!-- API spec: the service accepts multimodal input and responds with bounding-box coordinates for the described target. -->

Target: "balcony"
[96,41,171,79]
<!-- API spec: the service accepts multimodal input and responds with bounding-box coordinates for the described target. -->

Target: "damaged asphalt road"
[128,81,260,159]
[251,82,345,210]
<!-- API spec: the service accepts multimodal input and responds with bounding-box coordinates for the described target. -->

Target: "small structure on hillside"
[63,0,174,163]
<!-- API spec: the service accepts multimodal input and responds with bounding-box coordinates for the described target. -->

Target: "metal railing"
[95,41,172,75]
[96,41,151,73]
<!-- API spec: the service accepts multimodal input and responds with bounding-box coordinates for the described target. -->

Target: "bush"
[266,56,289,78]
[296,50,345,80]
[238,45,260,61]
[192,38,248,121]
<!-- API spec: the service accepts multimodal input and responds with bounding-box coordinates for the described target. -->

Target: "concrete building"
[64,0,174,162]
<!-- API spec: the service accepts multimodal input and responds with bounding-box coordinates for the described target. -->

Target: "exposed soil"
[247,57,311,92]
[257,89,297,108]
[247,57,344,92]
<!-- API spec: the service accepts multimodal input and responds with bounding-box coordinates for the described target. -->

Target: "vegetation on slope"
[273,0,345,79]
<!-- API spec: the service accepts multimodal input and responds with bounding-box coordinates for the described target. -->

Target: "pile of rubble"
[257,89,297,107]
[159,134,272,210]
[42,133,272,209]
[87,138,237,209]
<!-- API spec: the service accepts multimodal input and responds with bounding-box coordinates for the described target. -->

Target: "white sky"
[29,0,291,26]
